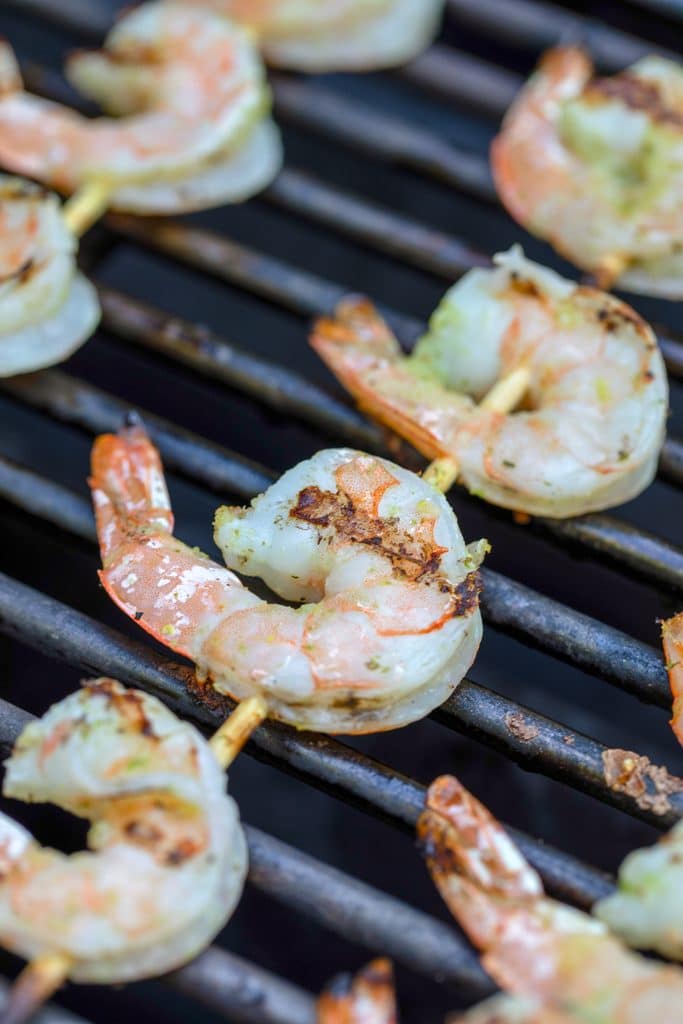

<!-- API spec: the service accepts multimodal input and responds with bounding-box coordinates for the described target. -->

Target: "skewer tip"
[1,954,71,1024]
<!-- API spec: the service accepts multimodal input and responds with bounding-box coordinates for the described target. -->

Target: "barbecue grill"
[0,0,681,1021]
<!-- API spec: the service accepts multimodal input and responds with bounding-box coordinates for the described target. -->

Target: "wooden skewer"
[209,695,268,769]
[422,366,531,494]
[0,696,269,1024]
[61,179,112,238]
[592,252,630,291]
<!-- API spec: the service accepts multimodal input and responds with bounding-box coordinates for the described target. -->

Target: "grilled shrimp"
[662,612,683,744]
[194,1,445,71]
[491,47,683,297]
[89,424,485,734]
[318,959,398,1023]
[0,2,281,212]
[311,246,667,519]
[594,819,683,961]
[418,776,683,1023]
[0,175,99,376]
[0,679,246,984]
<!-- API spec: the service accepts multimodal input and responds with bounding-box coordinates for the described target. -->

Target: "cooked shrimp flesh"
[0,679,246,984]
[0,3,280,210]
[662,612,683,745]
[317,959,397,1023]
[89,424,485,734]
[595,818,683,961]
[0,175,99,376]
[193,0,445,71]
[311,246,667,518]
[418,775,683,1023]
[491,47,683,297]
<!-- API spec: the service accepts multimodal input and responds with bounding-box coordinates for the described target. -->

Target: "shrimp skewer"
[418,775,683,1023]
[0,175,100,377]
[191,1,445,72]
[662,612,683,745]
[491,47,683,297]
[317,959,398,1024]
[89,421,485,734]
[0,679,258,1024]
[0,2,281,214]
[311,247,667,518]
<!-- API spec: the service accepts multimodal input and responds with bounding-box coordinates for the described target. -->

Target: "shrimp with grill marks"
[311,247,667,518]
[418,775,683,1023]
[0,679,246,984]
[89,423,485,734]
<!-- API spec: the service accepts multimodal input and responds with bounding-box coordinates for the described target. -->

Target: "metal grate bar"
[242,827,490,994]
[399,44,520,118]
[0,431,678,825]
[0,571,614,909]
[446,0,675,69]
[272,77,495,201]
[166,947,315,1024]
[264,167,490,280]
[0,374,672,708]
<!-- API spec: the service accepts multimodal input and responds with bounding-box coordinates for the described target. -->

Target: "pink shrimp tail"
[317,959,398,1024]
[417,776,543,953]
[662,613,683,746]
[89,422,174,564]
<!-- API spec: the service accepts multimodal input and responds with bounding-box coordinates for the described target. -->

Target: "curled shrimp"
[662,612,683,745]
[0,175,99,376]
[89,423,485,734]
[491,46,683,297]
[193,1,445,71]
[311,246,667,519]
[0,679,246,983]
[318,959,398,1023]
[594,819,683,962]
[0,2,281,212]
[417,775,683,1023]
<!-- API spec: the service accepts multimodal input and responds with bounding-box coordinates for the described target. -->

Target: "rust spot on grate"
[602,748,683,816]
[504,712,539,743]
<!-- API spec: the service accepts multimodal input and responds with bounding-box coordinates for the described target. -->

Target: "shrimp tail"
[311,297,453,460]
[317,958,398,1024]
[662,613,683,746]
[417,775,544,953]
[89,421,174,564]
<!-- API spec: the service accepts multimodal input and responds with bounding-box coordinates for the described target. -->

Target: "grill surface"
[0,1,681,1021]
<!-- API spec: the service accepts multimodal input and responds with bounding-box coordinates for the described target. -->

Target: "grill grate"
[0,1,681,1021]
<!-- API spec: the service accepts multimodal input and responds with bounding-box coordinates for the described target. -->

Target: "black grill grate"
[0,1,681,1021]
